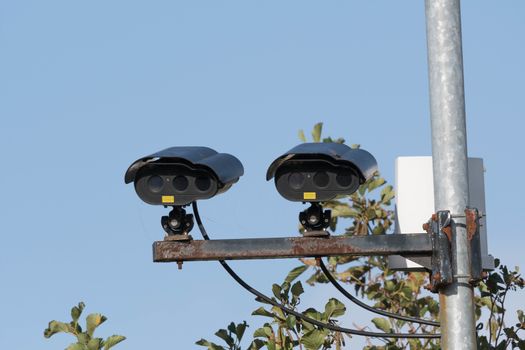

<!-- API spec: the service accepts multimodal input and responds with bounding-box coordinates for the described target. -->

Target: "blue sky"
[1,1,524,349]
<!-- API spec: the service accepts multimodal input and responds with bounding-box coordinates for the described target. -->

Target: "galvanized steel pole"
[425,0,476,348]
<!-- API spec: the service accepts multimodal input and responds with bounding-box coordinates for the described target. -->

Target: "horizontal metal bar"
[153,234,432,262]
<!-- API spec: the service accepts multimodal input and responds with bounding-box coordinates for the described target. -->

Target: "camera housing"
[266,143,377,202]
[125,147,244,206]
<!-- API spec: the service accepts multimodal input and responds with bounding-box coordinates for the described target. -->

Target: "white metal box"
[388,157,494,271]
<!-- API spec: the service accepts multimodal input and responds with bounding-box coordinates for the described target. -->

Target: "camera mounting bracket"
[161,205,194,240]
[299,202,331,235]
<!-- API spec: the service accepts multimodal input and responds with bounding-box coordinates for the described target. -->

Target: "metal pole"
[425,0,476,348]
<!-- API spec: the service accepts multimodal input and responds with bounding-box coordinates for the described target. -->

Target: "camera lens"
[195,176,212,192]
[147,175,164,193]
[288,172,305,190]
[313,171,330,188]
[336,172,354,188]
[173,176,189,191]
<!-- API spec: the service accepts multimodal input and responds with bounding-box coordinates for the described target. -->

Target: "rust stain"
[465,209,478,241]
[290,237,366,257]
[442,226,452,242]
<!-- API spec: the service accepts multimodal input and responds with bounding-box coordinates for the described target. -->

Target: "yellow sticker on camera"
[162,195,175,204]
[303,192,317,200]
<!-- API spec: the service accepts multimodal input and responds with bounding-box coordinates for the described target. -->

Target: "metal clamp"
[424,211,453,293]
[423,208,483,292]
[465,208,482,285]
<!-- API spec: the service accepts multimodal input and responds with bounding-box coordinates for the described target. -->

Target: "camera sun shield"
[125,147,244,206]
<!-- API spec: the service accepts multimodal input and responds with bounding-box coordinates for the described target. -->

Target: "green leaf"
[385,280,396,292]
[366,208,377,220]
[367,177,386,193]
[280,281,291,296]
[380,185,395,204]
[227,322,236,334]
[77,333,90,345]
[253,324,273,339]
[302,308,323,321]
[196,339,211,346]
[285,315,297,329]
[235,321,248,341]
[504,327,518,340]
[298,130,307,142]
[267,341,277,350]
[87,338,103,350]
[328,203,358,218]
[479,296,494,311]
[215,329,234,347]
[272,284,282,299]
[358,183,367,196]
[252,307,276,318]
[291,281,304,297]
[285,265,308,283]
[44,320,75,338]
[311,123,323,142]
[86,314,107,337]
[324,298,346,319]
[271,306,286,320]
[301,329,328,350]
[372,317,392,333]
[248,339,266,350]
[103,335,126,350]
[372,225,385,235]
[71,302,85,323]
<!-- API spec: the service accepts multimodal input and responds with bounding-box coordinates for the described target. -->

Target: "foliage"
[198,123,525,349]
[476,260,525,349]
[44,302,126,350]
[197,267,347,350]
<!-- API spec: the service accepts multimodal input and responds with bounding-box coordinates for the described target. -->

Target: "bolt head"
[308,215,319,225]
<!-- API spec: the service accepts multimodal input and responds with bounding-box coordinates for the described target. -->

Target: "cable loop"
[191,201,440,339]
[318,259,440,327]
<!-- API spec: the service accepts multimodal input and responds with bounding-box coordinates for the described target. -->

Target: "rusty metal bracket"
[422,208,483,292]
[425,211,453,293]
[465,207,483,285]
[153,233,433,262]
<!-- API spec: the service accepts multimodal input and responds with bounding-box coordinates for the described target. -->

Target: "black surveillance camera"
[267,143,377,233]
[125,147,243,237]
[266,143,377,202]
[125,147,244,206]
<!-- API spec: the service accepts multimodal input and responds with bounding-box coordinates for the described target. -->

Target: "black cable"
[318,259,440,327]
[191,202,440,339]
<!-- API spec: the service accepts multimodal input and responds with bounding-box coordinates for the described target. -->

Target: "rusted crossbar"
[153,233,432,263]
